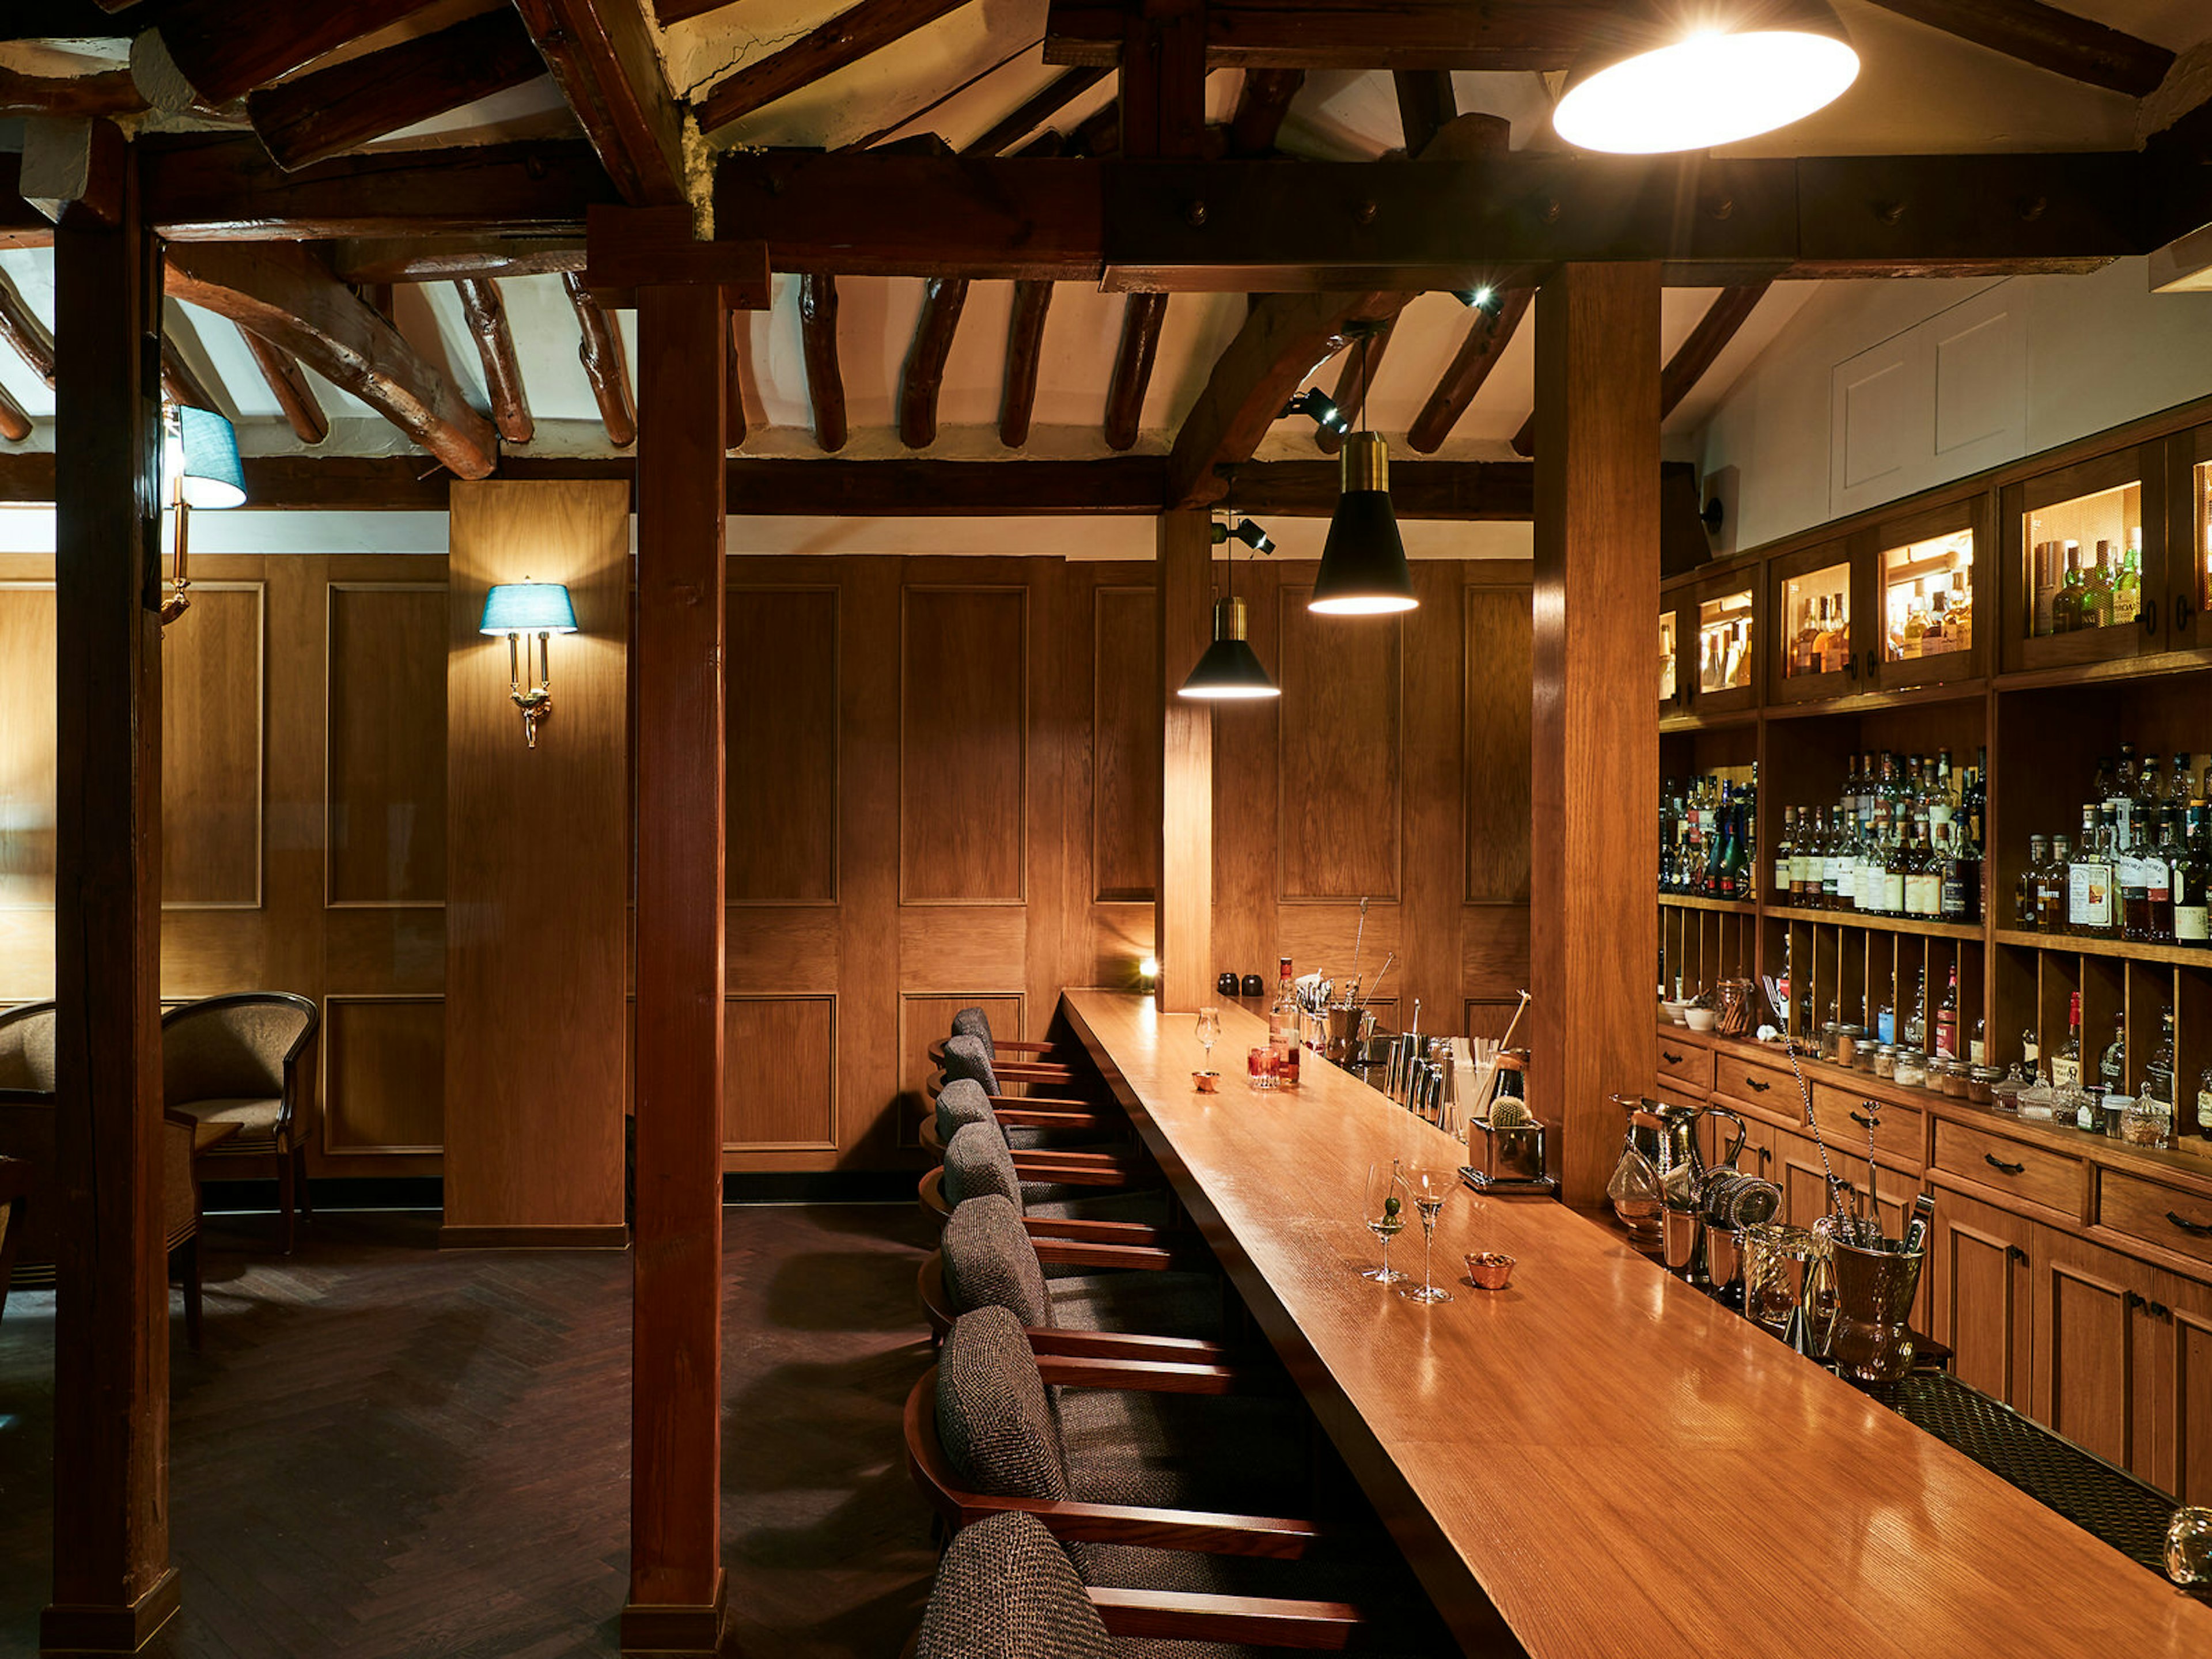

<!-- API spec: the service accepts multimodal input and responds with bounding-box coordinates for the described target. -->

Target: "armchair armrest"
[1032,1352,1277,1397]
[1088,1588,1365,1650]
[1021,1328,1235,1366]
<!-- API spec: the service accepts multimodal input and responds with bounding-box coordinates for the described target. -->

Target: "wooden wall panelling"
[1155,516,1214,1012]
[0,581,56,917]
[160,581,264,908]
[900,584,1027,904]
[321,995,446,1154]
[1093,584,1161,904]
[1401,562,1464,1036]
[1464,578,1533,905]
[1277,581,1402,903]
[1022,557,1075,1057]
[327,582,448,906]
[835,556,904,1164]
[1210,558,1280,993]
[443,480,629,1241]
[726,585,838,906]
[722,995,836,1151]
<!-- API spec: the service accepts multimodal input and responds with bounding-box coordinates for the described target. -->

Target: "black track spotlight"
[1211,517,1276,557]
[1281,387,1349,437]
[1453,285,1502,315]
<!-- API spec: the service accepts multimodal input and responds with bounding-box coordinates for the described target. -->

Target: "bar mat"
[1868,1372,2179,1573]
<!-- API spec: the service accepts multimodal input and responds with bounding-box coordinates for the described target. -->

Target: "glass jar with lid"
[1968,1066,2001,1106]
[1873,1043,1897,1080]
[1892,1048,1930,1090]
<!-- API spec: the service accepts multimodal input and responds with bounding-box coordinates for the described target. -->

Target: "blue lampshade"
[172,406,245,509]
[479,581,578,635]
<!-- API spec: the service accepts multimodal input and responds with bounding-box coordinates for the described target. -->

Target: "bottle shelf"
[1991,927,2212,968]
[1767,904,1984,941]
[1659,893,1758,915]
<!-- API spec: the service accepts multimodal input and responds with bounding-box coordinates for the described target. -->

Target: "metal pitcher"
[1824,1235,1926,1382]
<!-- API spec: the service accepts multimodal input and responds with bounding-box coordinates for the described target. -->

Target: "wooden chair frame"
[917,1245,1229,1354]
[160,991,321,1254]
[916,1159,1160,1227]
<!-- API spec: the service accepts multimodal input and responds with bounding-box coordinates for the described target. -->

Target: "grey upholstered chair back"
[943,1195,1052,1328]
[162,994,316,1105]
[950,1006,995,1048]
[914,1510,1110,1659]
[941,1032,1001,1097]
[0,1002,57,1093]
[942,1122,1021,1211]
[935,1077,998,1146]
[936,1306,1070,1502]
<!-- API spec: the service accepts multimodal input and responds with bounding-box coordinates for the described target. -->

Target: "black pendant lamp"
[1178,497,1281,700]
[1310,334,1416,616]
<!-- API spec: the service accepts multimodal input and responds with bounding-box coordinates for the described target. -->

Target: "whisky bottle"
[1772,806,1796,905]
[2143,807,2179,944]
[2083,541,2116,629]
[2040,834,2073,932]
[2032,540,2059,635]
[2068,806,2116,937]
[2115,537,2142,625]
[2175,806,2210,945]
[1881,823,1909,916]
[2099,1012,2128,1103]
[2145,1008,2176,1122]
[1904,815,1940,918]
[1940,817,1978,923]
[2017,835,2050,928]
[1935,965,1960,1060]
[2050,993,2084,1090]
[2051,541,2084,634]
[1268,956,1301,1086]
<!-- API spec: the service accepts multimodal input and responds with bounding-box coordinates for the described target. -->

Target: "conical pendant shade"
[1178,597,1279,699]
[1310,433,1415,616]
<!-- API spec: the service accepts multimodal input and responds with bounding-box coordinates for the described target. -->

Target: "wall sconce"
[159,404,245,627]
[1138,956,1160,992]
[479,579,577,749]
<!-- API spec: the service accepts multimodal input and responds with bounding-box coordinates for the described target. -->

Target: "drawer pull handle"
[1984,1153,2025,1176]
[2125,1289,2146,1312]
[1662,1050,1684,1064]
[1746,1078,1771,1093]
[1756,1145,1771,1165]
[1850,1110,1879,1129]
[2150,1300,2172,1320]
[2006,1244,2029,1265]
[2167,1210,2212,1238]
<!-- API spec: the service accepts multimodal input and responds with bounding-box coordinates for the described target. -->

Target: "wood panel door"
[2163,1267,2212,1504]
[1930,1183,2035,1408]
[2032,1224,2170,1482]
[2002,442,2166,673]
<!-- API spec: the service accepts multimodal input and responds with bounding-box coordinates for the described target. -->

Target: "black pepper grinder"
[1217,971,1241,998]
[1240,973,1264,999]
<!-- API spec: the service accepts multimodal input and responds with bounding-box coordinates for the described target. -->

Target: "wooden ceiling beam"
[1406,285,1530,454]
[798,274,847,453]
[654,0,738,23]
[998,279,1054,449]
[141,136,618,241]
[1856,0,2175,97]
[0,269,57,387]
[726,312,753,452]
[1118,0,1209,159]
[0,63,146,121]
[559,270,635,449]
[697,0,977,134]
[327,236,586,284]
[158,338,223,413]
[716,147,2154,283]
[512,0,688,206]
[898,276,968,449]
[1658,282,1770,419]
[1046,0,1606,70]
[153,0,445,107]
[0,383,29,443]
[1392,69,1457,155]
[964,66,1110,157]
[165,240,498,478]
[455,276,533,446]
[1104,291,1168,451]
[1225,67,1303,157]
[245,7,549,172]
[237,327,331,446]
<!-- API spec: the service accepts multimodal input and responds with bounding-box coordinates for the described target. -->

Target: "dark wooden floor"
[0,1203,941,1657]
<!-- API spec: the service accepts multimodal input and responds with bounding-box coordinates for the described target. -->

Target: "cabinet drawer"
[1654,1035,1711,1092]
[1711,1052,1803,1124]
[2099,1168,2212,1272]
[1812,1083,1925,1169]
[1933,1119,2082,1216]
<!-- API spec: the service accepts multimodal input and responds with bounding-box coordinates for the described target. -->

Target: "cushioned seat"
[162,992,319,1252]
[943,1195,1222,1342]
[937,1077,1103,1157]
[171,1095,284,1149]
[942,1122,1169,1229]
[916,1509,1112,1659]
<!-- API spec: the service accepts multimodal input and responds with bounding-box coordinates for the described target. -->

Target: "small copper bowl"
[1464,1251,1516,1291]
[1192,1070,1220,1094]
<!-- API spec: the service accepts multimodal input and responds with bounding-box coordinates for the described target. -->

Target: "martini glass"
[1195,1006,1221,1071]
[1361,1160,1408,1284]
[1399,1165,1455,1304]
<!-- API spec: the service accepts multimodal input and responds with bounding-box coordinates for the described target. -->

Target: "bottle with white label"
[2050,993,2084,1090]
[2067,806,2117,937]
[2175,805,2210,944]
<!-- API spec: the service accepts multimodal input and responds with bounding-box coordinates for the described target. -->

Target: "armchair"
[161,992,319,1252]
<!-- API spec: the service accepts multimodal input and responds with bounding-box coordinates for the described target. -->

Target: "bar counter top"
[1060,988,2212,1659]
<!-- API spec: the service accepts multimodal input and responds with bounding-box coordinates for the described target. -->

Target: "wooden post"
[625,279,727,1654]
[44,145,180,1653]
[1156,510,1212,1013]
[1529,263,1661,1212]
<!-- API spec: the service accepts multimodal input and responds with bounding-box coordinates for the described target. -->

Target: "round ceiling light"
[1554,2,1859,155]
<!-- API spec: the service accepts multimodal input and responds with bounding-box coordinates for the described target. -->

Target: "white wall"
[1695,259,2212,551]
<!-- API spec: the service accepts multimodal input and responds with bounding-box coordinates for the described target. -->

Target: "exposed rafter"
[158,339,224,414]
[899,276,968,449]
[1857,0,2175,97]
[1659,283,1770,419]
[0,268,56,387]
[560,270,635,449]
[1225,68,1304,158]
[998,279,1054,449]
[511,0,688,206]
[165,240,498,479]
[698,0,975,134]
[153,0,445,107]
[726,312,755,452]
[964,66,1109,157]
[327,237,586,285]
[1046,0,1602,70]
[455,276,534,446]
[1104,292,1167,452]
[1392,69,1457,154]
[237,328,331,447]
[0,382,28,443]
[0,63,147,121]
[245,8,548,172]
[1406,286,1531,455]
[798,272,847,454]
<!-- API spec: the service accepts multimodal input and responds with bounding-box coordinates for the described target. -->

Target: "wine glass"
[1399,1165,1455,1304]
[1195,1006,1221,1071]
[1361,1160,1408,1284]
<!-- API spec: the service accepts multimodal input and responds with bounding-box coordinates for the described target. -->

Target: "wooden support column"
[1529,263,1660,1212]
[625,275,728,1656]
[1156,510,1211,1013]
[44,143,180,1654]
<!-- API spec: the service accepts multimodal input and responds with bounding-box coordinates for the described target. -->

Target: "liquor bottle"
[2179,751,2200,808]
[1772,806,1796,904]
[2033,540,2059,635]
[2050,993,2084,1090]
[2141,807,2179,944]
[2068,806,2117,937]
[1881,822,1910,916]
[1856,812,1885,915]
[1902,969,1927,1051]
[1935,965,1960,1060]
[2040,834,2073,932]
[2145,1007,2176,1122]
[2175,806,2211,945]
[1268,955,1300,1087]
[1906,815,1943,918]
[2118,808,2154,942]
[2115,537,2142,625]
[2099,1012,2128,1103]
[2051,542,2084,633]
[2083,540,2116,628]
[2017,835,2050,928]
[2111,744,2139,850]
[1940,817,1978,923]
[2198,1063,2212,1137]
[1794,597,1823,677]
[1821,595,1850,673]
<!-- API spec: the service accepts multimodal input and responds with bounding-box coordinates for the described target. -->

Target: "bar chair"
[908,1308,1438,1650]
[927,1032,1122,1123]
[161,991,320,1253]
[926,1004,1089,1078]
[921,1075,1120,1160]
[922,1121,1167,1233]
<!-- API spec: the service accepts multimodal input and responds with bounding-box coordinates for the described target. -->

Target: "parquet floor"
[0,1203,941,1658]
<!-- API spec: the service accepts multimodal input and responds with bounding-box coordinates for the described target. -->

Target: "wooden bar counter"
[1060,989,2212,1658]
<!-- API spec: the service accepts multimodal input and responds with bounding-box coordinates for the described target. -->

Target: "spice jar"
[1968,1066,2001,1106]
[1873,1043,1897,1080]
[1819,1021,1842,1063]
[1941,1059,1971,1099]
[1892,1048,1929,1090]
[1835,1024,1865,1067]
